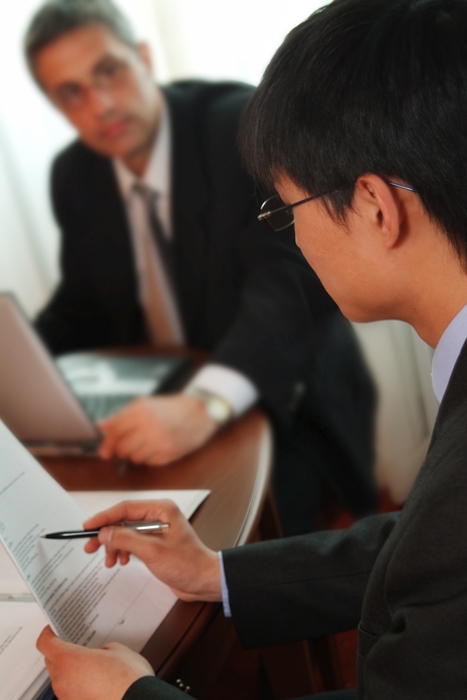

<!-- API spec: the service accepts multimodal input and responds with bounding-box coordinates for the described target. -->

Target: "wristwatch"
[184,387,234,426]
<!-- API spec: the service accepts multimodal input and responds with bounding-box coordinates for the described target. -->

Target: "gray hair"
[25,0,137,80]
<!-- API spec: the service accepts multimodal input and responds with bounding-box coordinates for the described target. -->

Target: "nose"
[87,86,115,117]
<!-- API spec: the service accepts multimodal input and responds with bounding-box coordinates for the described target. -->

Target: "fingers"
[118,550,131,566]
[37,626,77,659]
[98,399,159,460]
[84,537,101,553]
[128,443,164,466]
[107,432,169,465]
[104,546,119,568]
[83,498,177,530]
[108,432,147,462]
[37,631,156,700]
[83,499,180,565]
[97,524,165,565]
[98,412,134,460]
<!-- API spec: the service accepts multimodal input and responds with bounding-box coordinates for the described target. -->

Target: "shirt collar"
[432,303,467,402]
[113,95,171,201]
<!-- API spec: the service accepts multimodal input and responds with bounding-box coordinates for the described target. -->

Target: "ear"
[354,174,405,249]
[137,42,153,72]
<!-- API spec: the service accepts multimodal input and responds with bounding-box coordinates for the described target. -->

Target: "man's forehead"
[34,24,133,89]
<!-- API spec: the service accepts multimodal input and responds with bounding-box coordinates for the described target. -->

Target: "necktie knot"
[132,182,158,207]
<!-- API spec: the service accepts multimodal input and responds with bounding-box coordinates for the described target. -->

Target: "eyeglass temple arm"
[386,181,417,193]
[258,180,416,222]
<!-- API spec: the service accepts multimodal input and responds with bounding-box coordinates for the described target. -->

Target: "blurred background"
[0,0,438,501]
[0,0,322,315]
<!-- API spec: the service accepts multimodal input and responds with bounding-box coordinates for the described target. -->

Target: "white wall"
[354,322,438,502]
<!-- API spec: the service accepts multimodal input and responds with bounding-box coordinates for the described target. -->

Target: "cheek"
[294,218,349,300]
[116,74,151,111]
[66,114,94,140]
[294,220,315,265]
[294,218,330,273]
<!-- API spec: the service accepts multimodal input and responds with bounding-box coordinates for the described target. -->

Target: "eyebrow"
[92,54,124,72]
[54,80,82,98]
[53,53,123,90]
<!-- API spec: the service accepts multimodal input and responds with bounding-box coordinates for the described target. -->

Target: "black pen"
[41,520,170,540]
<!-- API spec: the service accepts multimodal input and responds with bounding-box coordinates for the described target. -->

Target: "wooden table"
[40,408,272,696]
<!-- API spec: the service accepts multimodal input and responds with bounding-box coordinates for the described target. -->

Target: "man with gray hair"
[25,0,376,534]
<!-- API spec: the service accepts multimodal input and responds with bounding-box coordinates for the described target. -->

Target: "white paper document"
[0,601,49,700]
[0,420,210,700]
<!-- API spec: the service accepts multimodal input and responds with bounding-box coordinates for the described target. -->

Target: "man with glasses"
[37,0,467,698]
[24,0,376,534]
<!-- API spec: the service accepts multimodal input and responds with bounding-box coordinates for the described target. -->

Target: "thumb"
[98,526,160,563]
[37,626,75,657]
[37,625,57,654]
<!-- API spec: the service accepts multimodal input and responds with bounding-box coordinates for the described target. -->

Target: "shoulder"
[163,79,254,125]
[52,139,99,172]
[51,139,114,205]
[52,140,111,188]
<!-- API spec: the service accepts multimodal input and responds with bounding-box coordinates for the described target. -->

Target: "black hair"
[241,0,467,262]
[25,0,137,79]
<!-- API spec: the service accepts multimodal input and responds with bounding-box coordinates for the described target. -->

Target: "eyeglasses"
[258,181,418,232]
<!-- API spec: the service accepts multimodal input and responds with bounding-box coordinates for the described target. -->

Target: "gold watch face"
[207,397,231,423]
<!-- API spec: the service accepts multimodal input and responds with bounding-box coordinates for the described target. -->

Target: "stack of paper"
[0,420,210,700]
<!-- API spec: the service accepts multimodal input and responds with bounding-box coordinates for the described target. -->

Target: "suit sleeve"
[223,512,399,649]
[123,676,193,700]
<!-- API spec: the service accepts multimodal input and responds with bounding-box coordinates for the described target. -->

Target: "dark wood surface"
[39,408,272,680]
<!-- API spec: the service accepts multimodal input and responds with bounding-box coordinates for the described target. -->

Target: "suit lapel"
[81,150,143,342]
[162,84,211,342]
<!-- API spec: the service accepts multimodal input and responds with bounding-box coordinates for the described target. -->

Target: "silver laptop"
[0,294,191,454]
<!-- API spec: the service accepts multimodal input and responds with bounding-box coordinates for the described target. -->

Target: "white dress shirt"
[432,303,467,403]
[113,97,259,416]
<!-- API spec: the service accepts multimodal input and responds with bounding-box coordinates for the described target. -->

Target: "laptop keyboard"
[79,394,134,422]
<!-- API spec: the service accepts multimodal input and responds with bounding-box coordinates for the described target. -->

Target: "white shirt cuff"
[185,364,259,417]
[218,551,232,617]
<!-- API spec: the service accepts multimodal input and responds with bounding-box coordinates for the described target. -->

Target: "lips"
[101,118,131,140]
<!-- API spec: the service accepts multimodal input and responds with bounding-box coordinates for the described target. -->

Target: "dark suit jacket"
[35,80,376,518]
[222,341,467,698]
[123,340,467,700]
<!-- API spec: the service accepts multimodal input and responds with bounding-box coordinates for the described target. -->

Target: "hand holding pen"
[42,520,169,539]
[79,499,222,603]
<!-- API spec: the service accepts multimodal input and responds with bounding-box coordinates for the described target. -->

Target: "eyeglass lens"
[260,195,294,231]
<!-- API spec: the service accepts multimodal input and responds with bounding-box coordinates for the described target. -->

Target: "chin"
[85,123,144,158]
[338,303,386,324]
[315,280,379,324]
